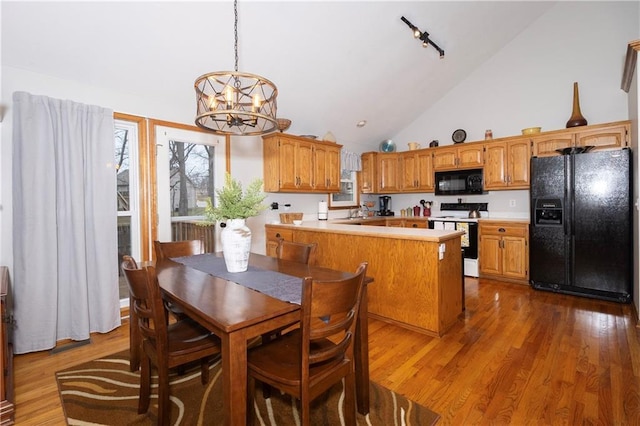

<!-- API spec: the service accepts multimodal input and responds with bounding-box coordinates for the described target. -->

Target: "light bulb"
[422,41,429,48]
[413,29,421,38]
[252,94,262,112]
[225,86,234,108]
[207,95,217,110]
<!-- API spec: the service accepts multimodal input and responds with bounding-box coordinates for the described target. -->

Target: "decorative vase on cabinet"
[566,81,588,128]
[221,219,252,272]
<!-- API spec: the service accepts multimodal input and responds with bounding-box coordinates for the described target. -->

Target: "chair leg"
[138,355,151,414]
[301,388,311,426]
[200,358,210,385]
[157,364,171,426]
[344,373,357,425]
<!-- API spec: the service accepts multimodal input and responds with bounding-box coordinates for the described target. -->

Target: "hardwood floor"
[12,277,640,425]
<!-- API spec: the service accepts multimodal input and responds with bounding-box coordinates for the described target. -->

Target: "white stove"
[427,203,488,277]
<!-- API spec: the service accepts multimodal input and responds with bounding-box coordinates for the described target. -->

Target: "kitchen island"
[265,219,464,336]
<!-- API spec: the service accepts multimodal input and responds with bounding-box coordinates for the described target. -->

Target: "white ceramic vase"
[220,218,251,272]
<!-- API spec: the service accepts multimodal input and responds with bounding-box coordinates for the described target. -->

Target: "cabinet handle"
[275,233,281,238]
[498,228,506,232]
[412,223,418,228]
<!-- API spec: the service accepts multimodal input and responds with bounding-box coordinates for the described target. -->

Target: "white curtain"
[12,91,121,354]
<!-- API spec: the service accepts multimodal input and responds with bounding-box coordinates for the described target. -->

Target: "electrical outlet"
[509,199,516,207]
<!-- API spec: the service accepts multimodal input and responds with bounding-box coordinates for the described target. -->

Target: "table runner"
[171,253,303,304]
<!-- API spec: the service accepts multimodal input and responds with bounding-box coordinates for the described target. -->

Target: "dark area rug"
[56,351,440,425]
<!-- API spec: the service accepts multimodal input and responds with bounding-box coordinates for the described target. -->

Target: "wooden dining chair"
[276,239,318,265]
[121,255,221,426]
[154,239,204,261]
[153,240,204,320]
[247,262,368,426]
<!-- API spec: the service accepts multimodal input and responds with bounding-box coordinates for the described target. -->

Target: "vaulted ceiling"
[2,1,556,147]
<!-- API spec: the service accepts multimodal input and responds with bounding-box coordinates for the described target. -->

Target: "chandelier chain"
[233,0,239,74]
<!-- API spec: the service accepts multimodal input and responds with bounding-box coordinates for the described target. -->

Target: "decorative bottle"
[566,82,588,128]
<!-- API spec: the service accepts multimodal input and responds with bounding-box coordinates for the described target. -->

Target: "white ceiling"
[2,1,557,146]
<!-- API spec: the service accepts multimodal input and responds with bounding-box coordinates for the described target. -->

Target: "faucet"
[349,208,361,219]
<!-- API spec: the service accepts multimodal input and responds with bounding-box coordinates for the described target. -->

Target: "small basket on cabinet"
[279,213,303,224]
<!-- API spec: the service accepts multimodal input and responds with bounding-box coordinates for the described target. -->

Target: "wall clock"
[452,129,467,144]
[379,139,396,152]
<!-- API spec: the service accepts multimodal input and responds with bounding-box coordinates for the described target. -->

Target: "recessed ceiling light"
[356,120,367,128]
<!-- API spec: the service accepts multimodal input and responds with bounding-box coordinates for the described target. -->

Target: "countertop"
[266,219,464,243]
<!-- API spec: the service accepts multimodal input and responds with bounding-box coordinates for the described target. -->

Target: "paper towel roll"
[318,200,328,220]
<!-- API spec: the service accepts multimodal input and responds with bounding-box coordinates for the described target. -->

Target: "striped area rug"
[56,351,440,425]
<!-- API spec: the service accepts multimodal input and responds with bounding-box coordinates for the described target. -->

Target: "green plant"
[204,173,267,222]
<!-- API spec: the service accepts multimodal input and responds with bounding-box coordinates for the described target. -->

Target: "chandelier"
[194,0,278,135]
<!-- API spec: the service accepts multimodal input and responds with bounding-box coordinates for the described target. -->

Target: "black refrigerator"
[530,148,632,303]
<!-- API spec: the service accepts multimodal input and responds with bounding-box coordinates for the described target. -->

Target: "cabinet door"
[575,124,628,151]
[502,236,528,279]
[326,145,341,192]
[278,138,299,190]
[458,145,484,168]
[508,139,531,188]
[400,152,418,190]
[404,219,427,228]
[532,134,574,157]
[377,153,401,192]
[416,151,434,191]
[360,152,377,193]
[432,147,458,170]
[296,141,315,191]
[479,234,502,276]
[313,145,329,191]
[483,142,508,189]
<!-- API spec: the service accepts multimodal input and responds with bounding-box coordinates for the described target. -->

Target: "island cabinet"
[479,221,529,284]
[265,223,464,336]
[265,227,293,257]
[263,133,342,193]
[360,152,377,193]
[531,120,629,157]
[483,139,531,190]
[400,150,434,192]
[432,143,484,171]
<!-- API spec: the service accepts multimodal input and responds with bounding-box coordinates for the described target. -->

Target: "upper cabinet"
[531,121,629,157]
[400,150,434,192]
[360,152,377,194]
[432,143,484,170]
[263,133,342,193]
[377,153,402,193]
[483,139,531,190]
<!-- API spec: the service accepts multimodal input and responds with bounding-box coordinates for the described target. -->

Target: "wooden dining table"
[151,252,371,426]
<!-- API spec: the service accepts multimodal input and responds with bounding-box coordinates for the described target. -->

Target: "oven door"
[429,220,478,259]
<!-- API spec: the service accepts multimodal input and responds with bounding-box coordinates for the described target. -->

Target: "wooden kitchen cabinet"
[400,150,434,192]
[433,143,484,170]
[263,133,342,193]
[313,143,341,192]
[403,219,428,228]
[531,120,629,157]
[265,227,294,257]
[377,153,402,193]
[483,139,531,190]
[479,221,529,283]
[1,267,14,425]
[360,152,377,193]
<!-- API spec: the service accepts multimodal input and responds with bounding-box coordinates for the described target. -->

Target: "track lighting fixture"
[401,16,445,58]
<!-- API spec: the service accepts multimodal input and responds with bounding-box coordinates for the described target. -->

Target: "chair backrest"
[121,256,168,348]
[154,240,204,262]
[276,239,318,265]
[301,262,368,369]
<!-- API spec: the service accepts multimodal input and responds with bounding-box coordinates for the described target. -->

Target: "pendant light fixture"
[194,0,278,135]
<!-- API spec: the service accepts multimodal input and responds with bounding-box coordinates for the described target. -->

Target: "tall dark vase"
[566,82,588,128]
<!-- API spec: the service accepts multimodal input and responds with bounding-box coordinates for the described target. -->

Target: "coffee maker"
[379,196,394,216]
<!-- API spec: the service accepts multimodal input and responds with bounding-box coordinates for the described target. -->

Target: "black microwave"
[434,168,484,196]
